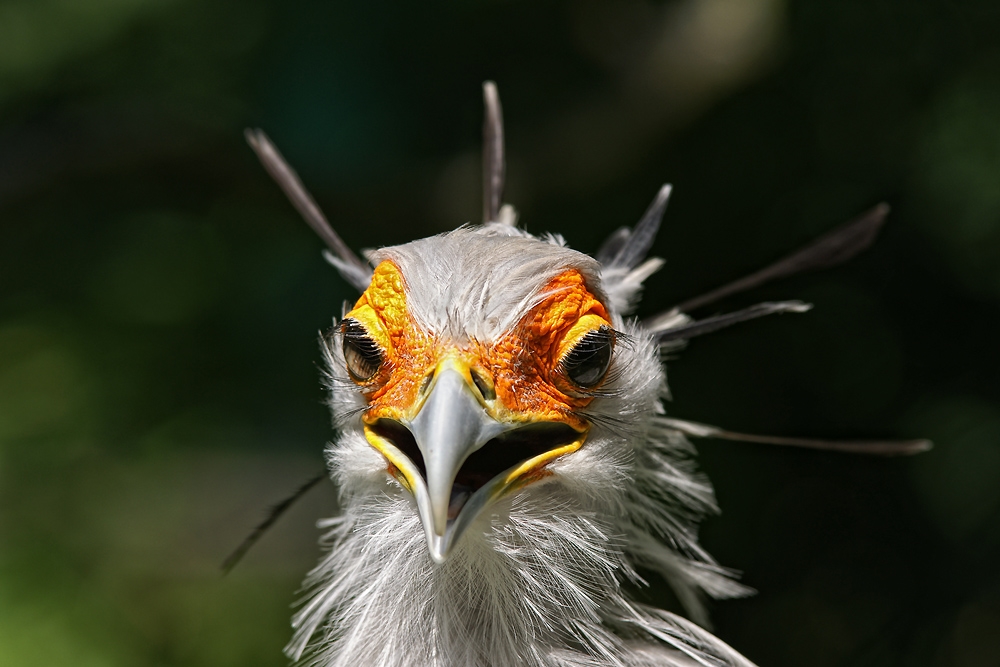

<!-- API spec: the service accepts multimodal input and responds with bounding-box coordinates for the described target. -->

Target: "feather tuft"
[598,185,671,314]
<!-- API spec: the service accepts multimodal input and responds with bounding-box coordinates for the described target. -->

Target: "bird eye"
[341,318,384,382]
[561,325,614,388]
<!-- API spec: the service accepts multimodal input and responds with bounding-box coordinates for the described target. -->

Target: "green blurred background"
[2,1,999,665]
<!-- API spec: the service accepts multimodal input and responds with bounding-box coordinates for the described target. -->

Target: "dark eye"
[561,325,614,388]
[341,318,384,382]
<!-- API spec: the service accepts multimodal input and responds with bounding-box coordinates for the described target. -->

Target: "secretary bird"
[236,82,928,667]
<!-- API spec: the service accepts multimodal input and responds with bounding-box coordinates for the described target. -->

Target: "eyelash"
[340,318,385,382]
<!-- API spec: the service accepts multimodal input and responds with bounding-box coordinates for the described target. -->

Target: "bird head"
[325,226,661,563]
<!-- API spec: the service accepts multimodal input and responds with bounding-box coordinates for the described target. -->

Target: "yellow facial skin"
[347,260,611,494]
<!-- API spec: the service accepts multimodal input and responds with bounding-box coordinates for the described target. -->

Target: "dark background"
[2,1,999,665]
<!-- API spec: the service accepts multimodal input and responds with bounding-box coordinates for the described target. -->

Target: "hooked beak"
[363,358,587,563]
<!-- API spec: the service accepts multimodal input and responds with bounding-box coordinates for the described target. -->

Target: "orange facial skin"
[344,261,435,413]
[344,260,612,430]
[478,270,609,428]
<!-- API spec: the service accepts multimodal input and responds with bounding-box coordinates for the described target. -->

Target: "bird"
[239,82,930,667]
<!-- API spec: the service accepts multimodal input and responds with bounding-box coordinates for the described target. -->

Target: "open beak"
[363,358,587,563]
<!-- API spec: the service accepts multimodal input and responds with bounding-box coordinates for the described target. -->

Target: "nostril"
[471,369,496,401]
[419,370,435,396]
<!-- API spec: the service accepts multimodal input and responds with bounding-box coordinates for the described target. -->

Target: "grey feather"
[662,417,932,456]
[606,184,672,270]
[245,128,372,292]
[650,301,812,343]
[597,185,671,315]
[596,227,632,265]
[482,81,508,225]
[676,203,890,313]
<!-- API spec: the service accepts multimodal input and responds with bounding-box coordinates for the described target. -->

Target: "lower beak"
[363,359,586,563]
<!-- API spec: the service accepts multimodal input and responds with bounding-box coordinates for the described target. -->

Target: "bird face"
[332,243,627,562]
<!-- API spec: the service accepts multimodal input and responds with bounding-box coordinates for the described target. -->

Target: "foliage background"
[2,1,999,665]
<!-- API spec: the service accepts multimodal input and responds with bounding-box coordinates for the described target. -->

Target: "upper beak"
[363,357,587,563]
[405,359,513,536]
